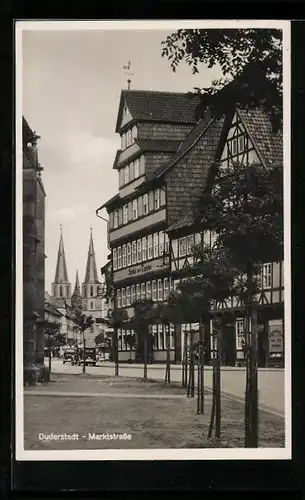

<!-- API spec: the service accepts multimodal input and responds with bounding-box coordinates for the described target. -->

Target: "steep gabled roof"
[238,108,283,167]
[115,90,200,133]
[98,193,120,211]
[135,138,182,154]
[53,229,70,284]
[144,109,214,183]
[83,229,100,284]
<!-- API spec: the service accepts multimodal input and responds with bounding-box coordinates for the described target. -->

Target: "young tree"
[42,320,65,379]
[74,309,95,374]
[106,308,129,376]
[161,28,282,131]
[198,161,283,447]
[130,299,158,380]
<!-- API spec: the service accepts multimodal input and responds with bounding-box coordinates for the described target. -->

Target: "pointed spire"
[54,226,69,283]
[71,269,82,311]
[74,269,80,294]
[83,229,99,283]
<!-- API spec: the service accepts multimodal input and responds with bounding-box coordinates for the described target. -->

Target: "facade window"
[117,290,121,308]
[90,285,94,297]
[232,137,237,155]
[239,135,245,153]
[124,165,129,185]
[90,301,94,310]
[147,234,153,260]
[141,283,146,301]
[59,286,63,297]
[187,235,194,255]
[113,249,117,271]
[263,263,272,289]
[123,205,128,224]
[121,288,126,307]
[146,281,151,300]
[137,239,142,262]
[157,279,163,301]
[66,286,70,297]
[153,233,159,258]
[164,278,169,300]
[132,199,138,220]
[142,237,147,261]
[131,285,136,304]
[164,232,169,254]
[113,210,118,229]
[117,247,122,269]
[129,161,134,181]
[154,189,160,210]
[136,284,141,301]
[152,280,157,302]
[179,237,187,257]
[122,245,127,268]
[138,196,143,217]
[118,208,123,226]
[143,194,149,215]
[127,243,131,266]
[210,231,217,248]
[132,125,138,141]
[159,230,164,256]
[236,319,244,350]
[139,156,145,176]
[134,158,140,178]
[127,129,132,147]
[126,286,131,306]
[132,241,137,264]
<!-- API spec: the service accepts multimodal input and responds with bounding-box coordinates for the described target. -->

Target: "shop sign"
[268,325,283,354]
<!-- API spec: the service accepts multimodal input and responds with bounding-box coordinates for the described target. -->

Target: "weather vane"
[123,60,134,90]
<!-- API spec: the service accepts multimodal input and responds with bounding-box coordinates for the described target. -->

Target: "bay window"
[147,234,153,259]
[131,285,136,304]
[132,241,137,264]
[137,239,142,263]
[141,283,146,300]
[129,161,134,181]
[139,155,145,176]
[127,243,131,266]
[138,196,143,217]
[142,237,147,261]
[123,205,128,225]
[146,281,151,300]
[132,199,138,220]
[187,235,194,255]
[152,280,157,301]
[263,263,272,289]
[122,245,127,267]
[153,233,159,258]
[119,169,124,188]
[157,279,163,301]
[126,286,131,306]
[136,284,141,301]
[113,249,117,271]
[143,193,149,215]
[117,247,122,269]
[164,232,169,254]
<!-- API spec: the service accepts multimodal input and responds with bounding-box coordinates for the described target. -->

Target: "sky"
[22,24,222,293]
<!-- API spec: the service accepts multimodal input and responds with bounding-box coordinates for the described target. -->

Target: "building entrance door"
[221,324,236,366]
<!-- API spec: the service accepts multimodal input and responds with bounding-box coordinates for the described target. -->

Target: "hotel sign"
[113,257,167,283]
[268,323,284,354]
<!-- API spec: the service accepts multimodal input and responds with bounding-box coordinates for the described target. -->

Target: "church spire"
[83,228,99,284]
[71,269,82,311]
[74,269,80,294]
[54,225,69,283]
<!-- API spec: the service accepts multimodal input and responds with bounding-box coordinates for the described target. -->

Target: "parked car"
[63,348,78,365]
[77,347,97,366]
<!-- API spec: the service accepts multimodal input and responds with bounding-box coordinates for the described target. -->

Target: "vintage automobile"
[62,347,78,365]
[77,347,97,366]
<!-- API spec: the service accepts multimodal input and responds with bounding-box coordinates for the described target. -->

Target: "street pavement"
[47,358,285,416]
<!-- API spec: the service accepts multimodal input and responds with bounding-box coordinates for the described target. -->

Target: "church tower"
[71,269,82,312]
[82,228,102,315]
[51,226,71,301]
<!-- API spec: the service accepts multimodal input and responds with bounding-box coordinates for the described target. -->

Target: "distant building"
[23,117,48,382]
[50,228,106,347]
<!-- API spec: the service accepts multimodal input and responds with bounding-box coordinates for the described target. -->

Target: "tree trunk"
[182,330,188,388]
[48,347,52,381]
[187,331,195,398]
[82,333,86,374]
[244,262,259,448]
[165,324,171,384]
[215,322,222,440]
[197,319,204,414]
[114,328,119,376]
[143,332,148,381]
[208,331,217,439]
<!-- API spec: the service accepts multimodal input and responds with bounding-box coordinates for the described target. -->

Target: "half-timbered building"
[167,108,284,367]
